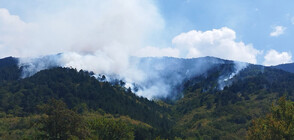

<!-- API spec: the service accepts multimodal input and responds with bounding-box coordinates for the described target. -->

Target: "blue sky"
[156,0,294,46]
[155,0,294,64]
[0,0,293,66]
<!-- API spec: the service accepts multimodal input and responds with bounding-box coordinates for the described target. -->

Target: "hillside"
[1,56,294,139]
[172,64,294,139]
[0,66,173,139]
[0,57,21,82]
[273,63,294,73]
[129,56,245,100]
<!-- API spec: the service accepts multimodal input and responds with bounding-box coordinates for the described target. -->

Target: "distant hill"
[0,57,21,82]
[0,56,18,68]
[272,63,294,73]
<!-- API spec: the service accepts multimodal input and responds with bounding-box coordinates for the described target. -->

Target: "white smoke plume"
[19,54,63,78]
[19,54,238,100]
[1,1,254,100]
[218,61,248,90]
[113,56,229,99]
[0,0,164,74]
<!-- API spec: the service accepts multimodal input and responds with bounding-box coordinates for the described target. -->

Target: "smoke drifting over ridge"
[0,0,164,74]
[19,54,248,99]
[19,54,63,78]
[0,0,263,65]
[1,0,254,99]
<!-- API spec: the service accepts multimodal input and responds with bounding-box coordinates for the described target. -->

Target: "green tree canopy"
[88,118,134,140]
[38,99,89,140]
[247,97,294,140]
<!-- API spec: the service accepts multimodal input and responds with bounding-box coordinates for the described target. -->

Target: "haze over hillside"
[2,55,293,101]
[15,55,250,100]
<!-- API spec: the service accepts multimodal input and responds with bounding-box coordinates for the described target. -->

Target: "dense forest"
[171,64,294,139]
[0,57,294,139]
[0,57,173,139]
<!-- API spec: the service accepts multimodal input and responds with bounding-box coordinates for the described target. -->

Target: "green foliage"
[88,118,134,140]
[167,64,294,139]
[0,115,41,140]
[0,110,158,140]
[0,67,172,131]
[247,97,294,140]
[38,99,89,139]
[0,67,173,139]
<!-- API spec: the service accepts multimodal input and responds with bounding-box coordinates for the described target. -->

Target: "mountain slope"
[172,64,294,139]
[0,67,172,133]
[130,56,246,100]
[273,63,294,73]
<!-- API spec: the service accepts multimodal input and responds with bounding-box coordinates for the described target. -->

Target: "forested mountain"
[172,64,294,139]
[0,66,173,139]
[1,56,294,139]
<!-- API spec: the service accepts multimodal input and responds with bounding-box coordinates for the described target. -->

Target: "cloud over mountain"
[172,27,260,64]
[263,49,292,66]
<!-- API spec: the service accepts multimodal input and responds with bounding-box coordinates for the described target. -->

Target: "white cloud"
[0,8,27,32]
[172,27,261,64]
[263,49,292,66]
[135,46,179,58]
[0,8,34,56]
[270,26,286,37]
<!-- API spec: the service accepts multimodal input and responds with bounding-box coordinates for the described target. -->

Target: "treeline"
[0,99,155,139]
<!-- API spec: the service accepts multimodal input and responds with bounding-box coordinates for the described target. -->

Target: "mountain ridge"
[272,62,294,73]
